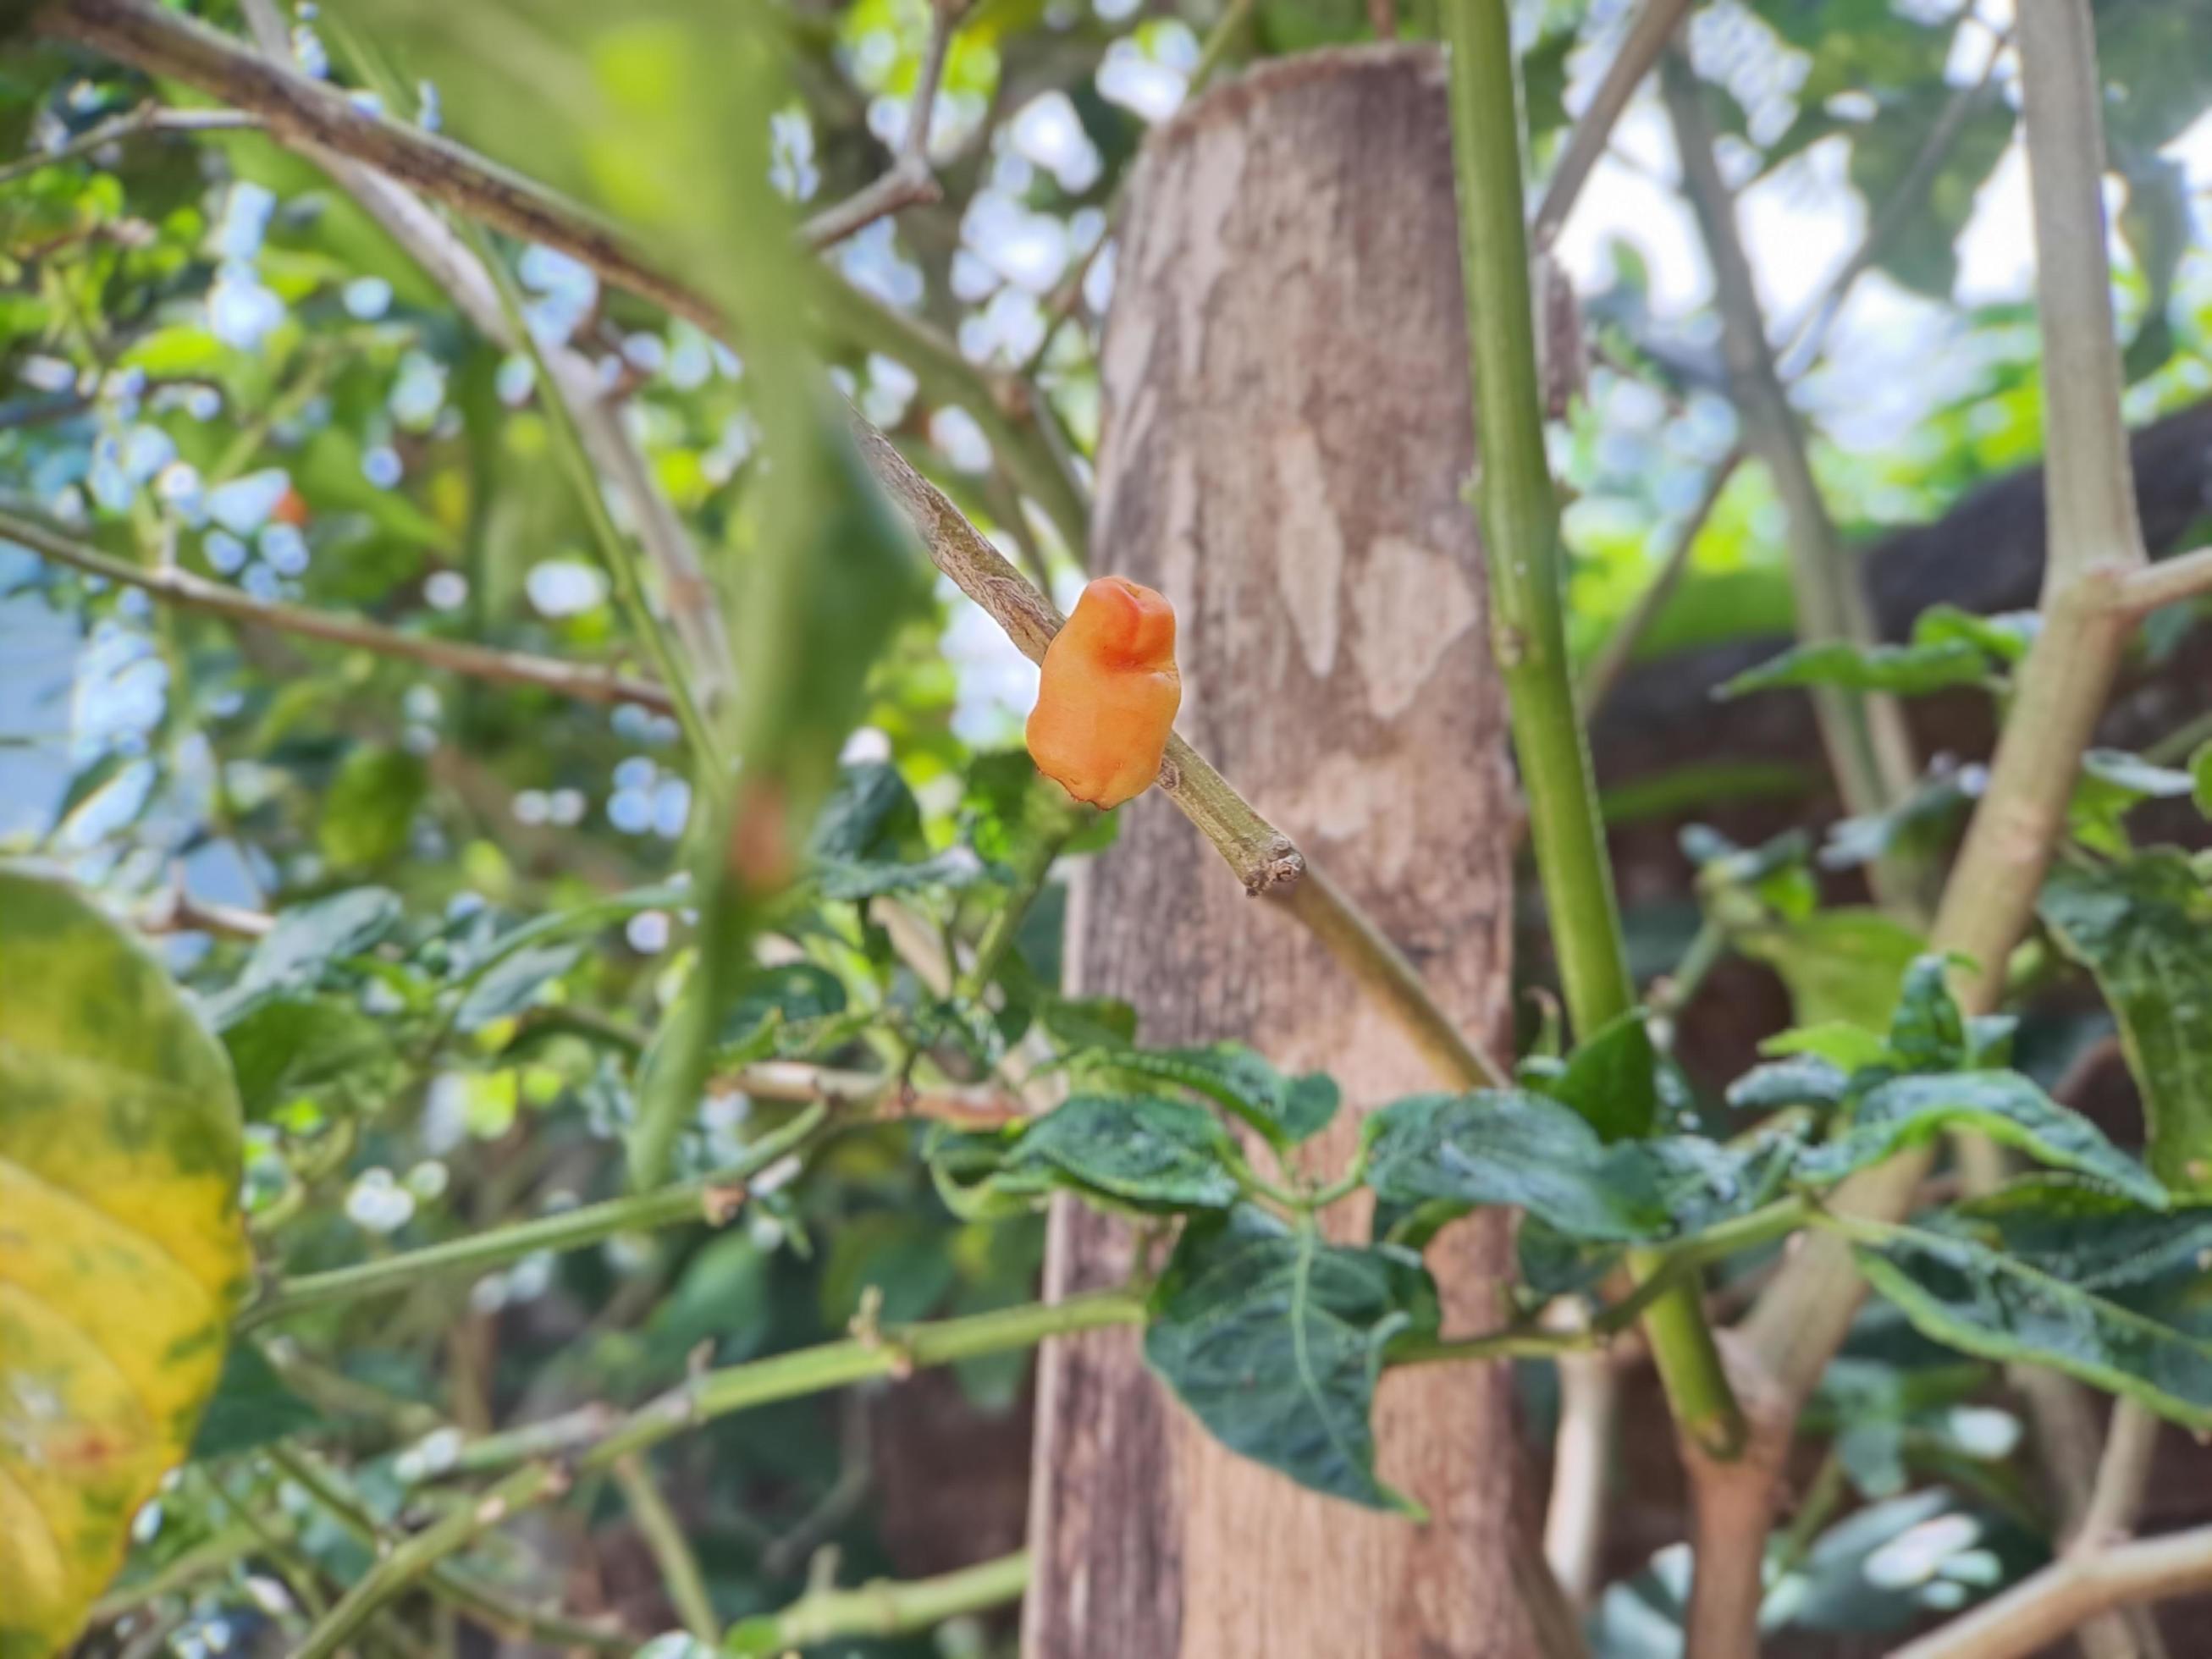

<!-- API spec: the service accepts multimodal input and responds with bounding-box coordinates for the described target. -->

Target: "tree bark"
[1023,47,1548,1658]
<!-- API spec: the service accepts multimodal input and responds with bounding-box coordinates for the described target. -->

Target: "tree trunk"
[1023,46,1550,1658]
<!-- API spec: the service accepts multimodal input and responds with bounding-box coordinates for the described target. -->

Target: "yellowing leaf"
[0,871,249,1656]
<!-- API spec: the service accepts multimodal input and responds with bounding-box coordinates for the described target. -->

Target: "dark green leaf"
[808,760,921,863]
[1039,995,1138,1050]
[1007,1094,1244,1210]
[1888,955,1967,1072]
[1078,1043,1339,1149]
[453,941,581,1033]
[1851,1218,2212,1430]
[2042,852,2212,1193]
[817,846,995,900]
[1365,1090,1649,1240]
[1821,762,1980,873]
[719,963,850,1055]
[1145,1207,1436,1511]
[1727,1055,1851,1113]
[1549,1009,1658,1141]
[1798,1072,2165,1206]
[317,747,428,870]
[223,997,401,1121]
[1715,638,1989,700]
[189,1343,321,1460]
[206,888,401,1028]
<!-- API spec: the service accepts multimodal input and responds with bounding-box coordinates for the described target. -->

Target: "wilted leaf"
[0,871,249,1654]
[1145,1207,1436,1511]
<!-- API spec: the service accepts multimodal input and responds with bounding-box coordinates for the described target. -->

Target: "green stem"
[729,1551,1032,1653]
[472,231,720,769]
[290,1289,1142,1659]
[612,1454,720,1644]
[273,1448,632,1652]
[240,1104,827,1329]
[1442,0,1742,1457]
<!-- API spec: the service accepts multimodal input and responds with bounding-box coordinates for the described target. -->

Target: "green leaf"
[1715,637,1989,699]
[808,760,921,863]
[205,887,401,1028]
[1887,955,1967,1072]
[1740,909,1926,1030]
[1007,1094,1244,1210]
[1821,762,1980,873]
[717,963,849,1056]
[1549,1008,1658,1141]
[1075,1043,1340,1149]
[2190,740,2212,818]
[2041,852,2212,1193]
[1728,1055,1851,1112]
[2069,752,2197,856]
[1039,995,1138,1050]
[1798,1072,2164,1204]
[317,746,428,870]
[189,1343,321,1461]
[453,941,582,1033]
[0,870,249,1654]
[223,997,401,1121]
[1145,1207,1437,1511]
[1363,1090,1657,1242]
[1850,1217,2212,1430]
[1760,1021,1895,1075]
[1915,605,2038,666]
[817,845,994,900]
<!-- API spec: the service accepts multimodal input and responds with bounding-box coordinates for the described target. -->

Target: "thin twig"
[0,102,258,185]
[287,1289,1146,1658]
[612,1455,720,1644]
[2077,1402,2163,1553]
[1543,1304,1618,1608]
[1890,1522,2212,1659]
[798,0,961,250]
[271,1447,634,1652]
[240,1104,828,1328]
[1775,22,2013,379]
[2115,544,2212,615]
[731,1551,1029,1651]
[41,0,1086,580]
[1578,446,1744,717]
[2,507,676,714]
[1531,0,1694,248]
[1660,51,1919,846]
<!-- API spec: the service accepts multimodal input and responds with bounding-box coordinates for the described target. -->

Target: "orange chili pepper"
[1024,576,1182,810]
